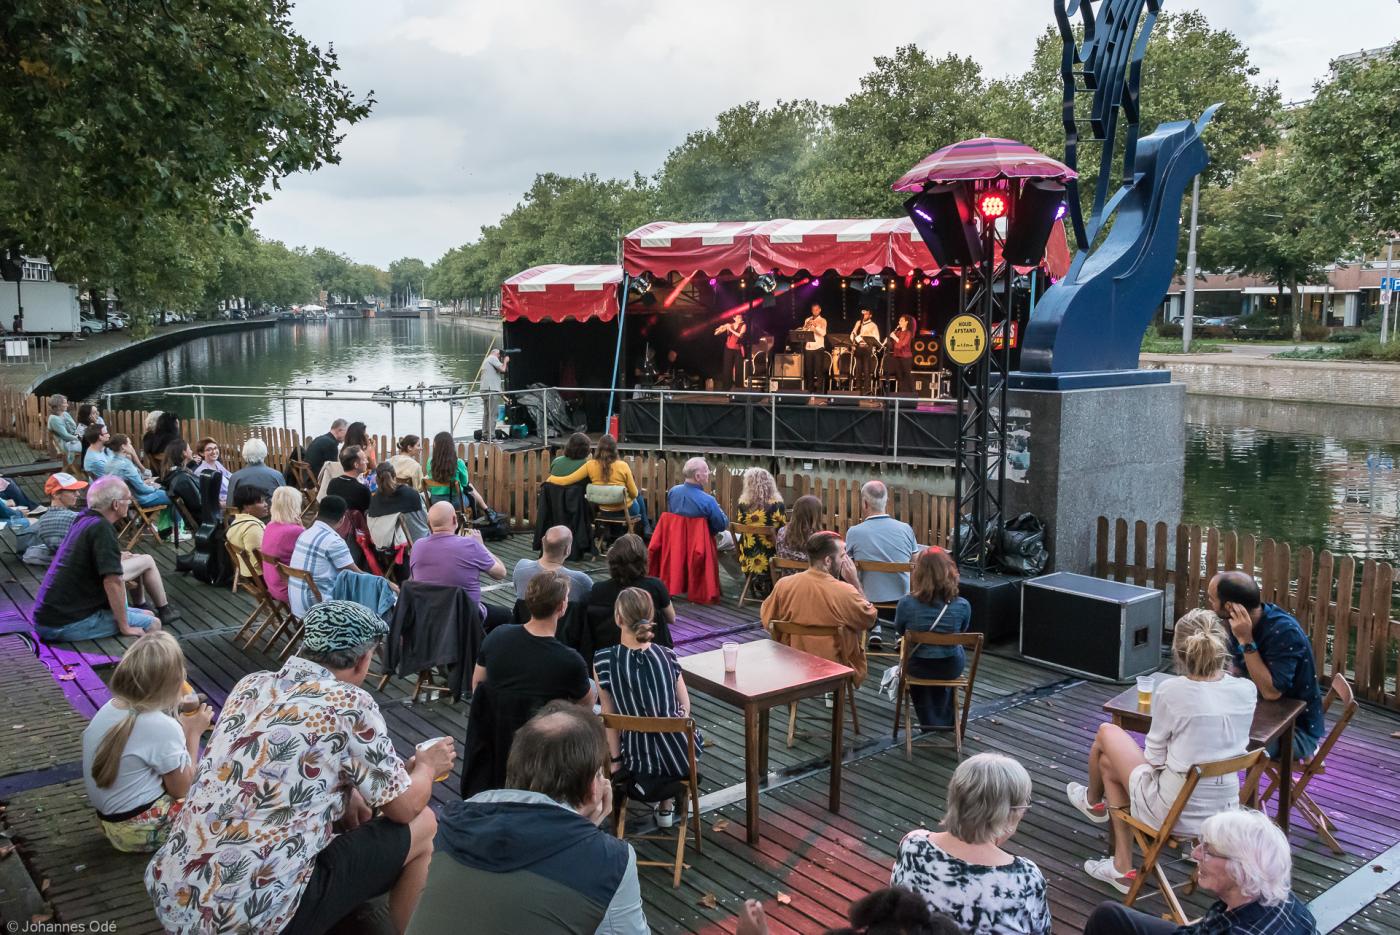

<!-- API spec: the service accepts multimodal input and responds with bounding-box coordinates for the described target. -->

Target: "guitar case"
[182,473,233,587]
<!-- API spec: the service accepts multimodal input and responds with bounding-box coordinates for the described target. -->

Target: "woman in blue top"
[594,587,700,829]
[894,547,970,729]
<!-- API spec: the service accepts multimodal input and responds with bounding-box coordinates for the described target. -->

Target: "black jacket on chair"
[384,581,484,702]
[533,482,592,560]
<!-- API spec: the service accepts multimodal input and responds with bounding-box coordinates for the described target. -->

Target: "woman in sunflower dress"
[734,467,786,598]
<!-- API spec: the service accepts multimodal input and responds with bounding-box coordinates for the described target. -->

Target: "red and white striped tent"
[623,217,1071,280]
[501,264,624,323]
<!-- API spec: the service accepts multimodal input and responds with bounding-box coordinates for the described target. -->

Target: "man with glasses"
[32,475,181,642]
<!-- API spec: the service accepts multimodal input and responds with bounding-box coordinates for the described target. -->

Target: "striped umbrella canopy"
[892,137,1077,191]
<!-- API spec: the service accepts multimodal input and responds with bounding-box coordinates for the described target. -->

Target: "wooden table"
[680,639,854,845]
[1103,673,1307,833]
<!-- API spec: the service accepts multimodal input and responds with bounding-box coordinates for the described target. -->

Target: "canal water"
[73,320,1400,566]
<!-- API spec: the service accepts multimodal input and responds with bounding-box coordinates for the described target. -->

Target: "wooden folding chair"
[769,619,861,747]
[273,561,323,661]
[286,459,319,519]
[729,522,777,607]
[225,541,285,646]
[891,630,984,758]
[244,548,294,651]
[119,500,166,549]
[170,499,201,553]
[1260,673,1357,855]
[853,558,914,660]
[1112,749,1267,924]
[604,714,703,888]
[593,509,639,556]
[771,556,806,581]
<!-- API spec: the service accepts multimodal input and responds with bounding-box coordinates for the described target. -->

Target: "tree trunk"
[1289,274,1302,341]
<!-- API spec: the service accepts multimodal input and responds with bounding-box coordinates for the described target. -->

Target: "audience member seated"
[1083,809,1317,935]
[289,495,359,618]
[410,501,510,631]
[894,547,971,729]
[734,466,786,599]
[141,411,181,461]
[304,417,347,478]
[82,423,112,478]
[260,486,306,606]
[426,430,490,514]
[514,525,593,603]
[76,401,106,434]
[81,632,211,852]
[226,485,269,579]
[107,433,171,509]
[774,493,824,565]
[736,887,962,935]
[389,434,425,489]
[760,531,876,687]
[846,479,919,644]
[227,436,285,504]
[19,472,87,567]
[596,587,701,829]
[892,753,1051,935]
[147,601,449,934]
[413,701,647,935]
[1068,609,1256,893]
[368,462,430,548]
[546,433,647,535]
[1209,570,1325,760]
[551,431,592,479]
[586,533,675,651]
[326,445,372,512]
[31,476,177,641]
[159,440,202,523]
[192,436,231,506]
[665,456,728,536]
[48,394,82,455]
[343,420,379,472]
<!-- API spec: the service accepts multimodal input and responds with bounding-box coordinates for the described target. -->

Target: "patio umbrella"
[892,137,1077,191]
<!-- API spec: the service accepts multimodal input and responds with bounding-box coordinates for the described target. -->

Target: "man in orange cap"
[18,472,86,566]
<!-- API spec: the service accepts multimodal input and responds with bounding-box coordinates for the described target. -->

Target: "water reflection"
[76,319,497,439]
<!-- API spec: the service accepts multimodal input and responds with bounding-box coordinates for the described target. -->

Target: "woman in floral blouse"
[734,467,785,598]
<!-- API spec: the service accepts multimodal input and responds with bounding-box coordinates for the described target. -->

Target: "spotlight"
[863,273,885,292]
[708,277,717,286]
[976,191,1009,220]
[1054,202,1068,220]
[632,272,653,295]
[755,273,777,293]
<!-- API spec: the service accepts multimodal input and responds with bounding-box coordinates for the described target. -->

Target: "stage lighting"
[904,185,982,267]
[1004,179,1067,266]
[755,273,778,293]
[976,191,1009,220]
[632,272,653,294]
[708,277,717,286]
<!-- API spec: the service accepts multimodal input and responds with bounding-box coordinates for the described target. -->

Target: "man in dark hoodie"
[410,701,649,935]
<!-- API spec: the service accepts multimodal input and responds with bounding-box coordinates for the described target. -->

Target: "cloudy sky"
[253,0,1399,268]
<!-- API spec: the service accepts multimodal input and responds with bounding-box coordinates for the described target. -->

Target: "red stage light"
[977,192,1009,220]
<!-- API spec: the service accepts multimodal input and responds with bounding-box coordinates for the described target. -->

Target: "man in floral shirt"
[146,601,454,933]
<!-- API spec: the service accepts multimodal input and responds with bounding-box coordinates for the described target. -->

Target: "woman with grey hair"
[1083,808,1316,935]
[891,752,1050,934]
[48,395,82,455]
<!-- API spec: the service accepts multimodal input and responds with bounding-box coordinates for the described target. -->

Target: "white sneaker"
[1066,782,1110,824]
[655,806,675,829]
[1083,857,1134,894]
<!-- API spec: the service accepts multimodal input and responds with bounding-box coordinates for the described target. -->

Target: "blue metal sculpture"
[1020,0,1220,374]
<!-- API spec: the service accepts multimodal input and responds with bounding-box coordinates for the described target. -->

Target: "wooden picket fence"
[1094,516,1399,711]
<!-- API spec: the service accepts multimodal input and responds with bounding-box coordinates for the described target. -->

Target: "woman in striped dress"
[594,587,701,828]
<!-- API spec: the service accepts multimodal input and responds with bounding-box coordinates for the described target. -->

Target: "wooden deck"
[0,435,1397,933]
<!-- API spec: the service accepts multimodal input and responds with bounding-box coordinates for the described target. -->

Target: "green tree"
[655,100,825,220]
[0,0,371,317]
[388,257,429,304]
[1197,148,1351,338]
[1293,45,1400,248]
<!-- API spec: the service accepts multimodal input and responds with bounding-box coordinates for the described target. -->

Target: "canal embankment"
[1142,351,1400,409]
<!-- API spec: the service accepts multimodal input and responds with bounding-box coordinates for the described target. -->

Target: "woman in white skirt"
[1066,608,1257,893]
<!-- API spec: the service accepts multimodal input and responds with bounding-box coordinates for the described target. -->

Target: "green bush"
[1157,322,1183,338]
[1299,321,1330,341]
[1327,331,1365,343]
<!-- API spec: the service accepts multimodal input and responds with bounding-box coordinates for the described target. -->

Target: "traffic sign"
[945,314,988,367]
[1381,277,1400,291]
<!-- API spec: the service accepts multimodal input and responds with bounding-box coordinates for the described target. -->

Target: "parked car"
[78,315,105,336]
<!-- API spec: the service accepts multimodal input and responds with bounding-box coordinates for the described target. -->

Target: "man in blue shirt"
[666,458,728,535]
[1209,570,1324,759]
[845,480,919,646]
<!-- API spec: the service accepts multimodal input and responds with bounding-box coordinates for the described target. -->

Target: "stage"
[619,391,958,461]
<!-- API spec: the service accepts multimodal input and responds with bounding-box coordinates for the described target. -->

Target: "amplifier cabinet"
[1020,572,1162,682]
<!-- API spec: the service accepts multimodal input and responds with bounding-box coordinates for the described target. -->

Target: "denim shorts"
[36,606,158,642]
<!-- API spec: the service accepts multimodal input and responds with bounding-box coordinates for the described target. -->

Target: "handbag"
[881,602,950,700]
[585,483,627,506]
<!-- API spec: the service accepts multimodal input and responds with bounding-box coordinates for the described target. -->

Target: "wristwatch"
[1240,641,1259,654]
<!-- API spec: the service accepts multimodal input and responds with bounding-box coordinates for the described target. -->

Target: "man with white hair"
[513,525,592,604]
[32,475,178,642]
[665,457,729,535]
[1082,808,1316,935]
[844,479,919,645]
[227,436,287,504]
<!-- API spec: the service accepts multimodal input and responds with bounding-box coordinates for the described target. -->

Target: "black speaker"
[1003,179,1066,267]
[957,569,1023,642]
[1020,572,1163,682]
[905,186,982,267]
[772,353,802,379]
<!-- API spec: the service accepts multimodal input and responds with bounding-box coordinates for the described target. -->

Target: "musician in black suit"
[850,308,881,394]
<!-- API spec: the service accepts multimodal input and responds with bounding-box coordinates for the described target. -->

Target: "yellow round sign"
[944,314,988,367]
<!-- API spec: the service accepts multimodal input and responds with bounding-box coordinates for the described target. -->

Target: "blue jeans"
[629,494,652,537]
[0,501,31,531]
[1,482,36,510]
[36,606,158,642]
[136,489,171,508]
[1267,727,1320,762]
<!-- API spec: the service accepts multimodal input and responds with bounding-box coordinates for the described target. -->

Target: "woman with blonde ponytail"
[81,632,212,852]
[1067,608,1257,894]
[593,587,702,828]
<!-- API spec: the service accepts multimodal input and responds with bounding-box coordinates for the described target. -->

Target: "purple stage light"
[913,207,933,223]
[931,278,940,287]
[1054,202,1068,220]
[708,278,717,286]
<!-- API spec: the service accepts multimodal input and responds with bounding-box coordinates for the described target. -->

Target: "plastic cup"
[178,681,201,717]
[417,737,451,782]
[722,642,739,674]
[1136,675,1155,708]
